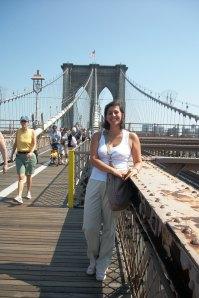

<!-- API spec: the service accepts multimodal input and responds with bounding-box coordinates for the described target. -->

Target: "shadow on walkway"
[0,208,131,297]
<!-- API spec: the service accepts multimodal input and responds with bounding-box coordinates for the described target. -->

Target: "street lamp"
[31,70,45,126]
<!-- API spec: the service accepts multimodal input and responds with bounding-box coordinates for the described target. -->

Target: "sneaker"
[96,270,107,281]
[26,191,32,200]
[86,264,96,275]
[13,195,23,204]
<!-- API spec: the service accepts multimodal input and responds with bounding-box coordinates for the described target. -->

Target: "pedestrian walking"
[49,124,65,164]
[83,101,142,281]
[10,116,37,204]
[67,127,78,149]
[61,128,69,163]
[0,132,8,173]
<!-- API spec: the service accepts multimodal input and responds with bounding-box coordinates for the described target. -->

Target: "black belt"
[17,151,30,154]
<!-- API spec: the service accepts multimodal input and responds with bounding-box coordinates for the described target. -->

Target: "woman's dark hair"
[103,101,125,130]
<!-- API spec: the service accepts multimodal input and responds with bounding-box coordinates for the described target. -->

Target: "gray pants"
[82,179,119,273]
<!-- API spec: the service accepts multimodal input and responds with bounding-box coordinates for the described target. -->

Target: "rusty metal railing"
[74,140,90,206]
[74,140,90,186]
[117,203,176,297]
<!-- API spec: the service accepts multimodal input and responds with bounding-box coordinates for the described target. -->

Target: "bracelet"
[128,168,139,176]
[131,167,139,174]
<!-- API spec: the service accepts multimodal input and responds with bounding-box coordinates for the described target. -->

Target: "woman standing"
[83,101,142,281]
[11,116,37,204]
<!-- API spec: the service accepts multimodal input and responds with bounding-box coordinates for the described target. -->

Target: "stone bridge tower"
[61,63,128,129]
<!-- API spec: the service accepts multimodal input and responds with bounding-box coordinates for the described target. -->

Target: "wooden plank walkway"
[0,151,131,297]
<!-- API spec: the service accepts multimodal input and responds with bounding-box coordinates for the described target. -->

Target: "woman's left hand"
[27,152,33,159]
[123,168,138,180]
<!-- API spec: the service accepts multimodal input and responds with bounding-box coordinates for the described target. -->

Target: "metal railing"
[0,119,20,133]
[117,203,176,297]
[67,139,90,207]
[74,140,90,187]
[126,122,199,138]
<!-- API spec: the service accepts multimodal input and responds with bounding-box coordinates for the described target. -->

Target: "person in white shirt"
[67,127,78,149]
[83,101,142,281]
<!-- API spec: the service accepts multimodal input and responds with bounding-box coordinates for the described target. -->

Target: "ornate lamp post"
[31,70,45,127]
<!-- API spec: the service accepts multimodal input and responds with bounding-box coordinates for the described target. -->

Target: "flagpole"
[93,50,96,64]
[90,50,96,64]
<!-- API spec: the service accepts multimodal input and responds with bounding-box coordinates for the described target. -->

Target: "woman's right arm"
[90,132,123,178]
[0,132,8,173]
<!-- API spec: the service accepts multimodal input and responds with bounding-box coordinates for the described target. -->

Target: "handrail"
[68,149,75,208]
[67,139,90,208]
[117,203,176,297]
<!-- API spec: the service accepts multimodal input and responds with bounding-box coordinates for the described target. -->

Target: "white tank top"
[90,129,132,182]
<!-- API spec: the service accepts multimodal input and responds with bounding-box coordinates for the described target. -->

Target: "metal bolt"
[166,212,171,216]
[190,237,199,246]
[181,226,192,235]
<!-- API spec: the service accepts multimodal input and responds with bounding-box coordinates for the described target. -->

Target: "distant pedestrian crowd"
[0,117,90,203]
[48,123,91,165]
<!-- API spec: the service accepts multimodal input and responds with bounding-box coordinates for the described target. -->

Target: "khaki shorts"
[16,153,37,175]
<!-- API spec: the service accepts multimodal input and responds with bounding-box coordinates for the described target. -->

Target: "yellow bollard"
[68,149,75,208]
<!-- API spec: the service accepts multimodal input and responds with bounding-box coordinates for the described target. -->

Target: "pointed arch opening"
[98,87,113,125]
[73,86,90,129]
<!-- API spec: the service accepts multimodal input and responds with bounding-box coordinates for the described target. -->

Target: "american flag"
[89,50,96,59]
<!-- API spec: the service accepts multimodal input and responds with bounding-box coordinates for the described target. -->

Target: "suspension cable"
[0,68,68,105]
[35,69,94,136]
[122,71,199,122]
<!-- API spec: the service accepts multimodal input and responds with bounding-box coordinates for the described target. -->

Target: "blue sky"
[0,0,199,111]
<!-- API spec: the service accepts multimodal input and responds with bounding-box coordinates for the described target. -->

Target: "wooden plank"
[0,156,130,297]
[0,292,116,298]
